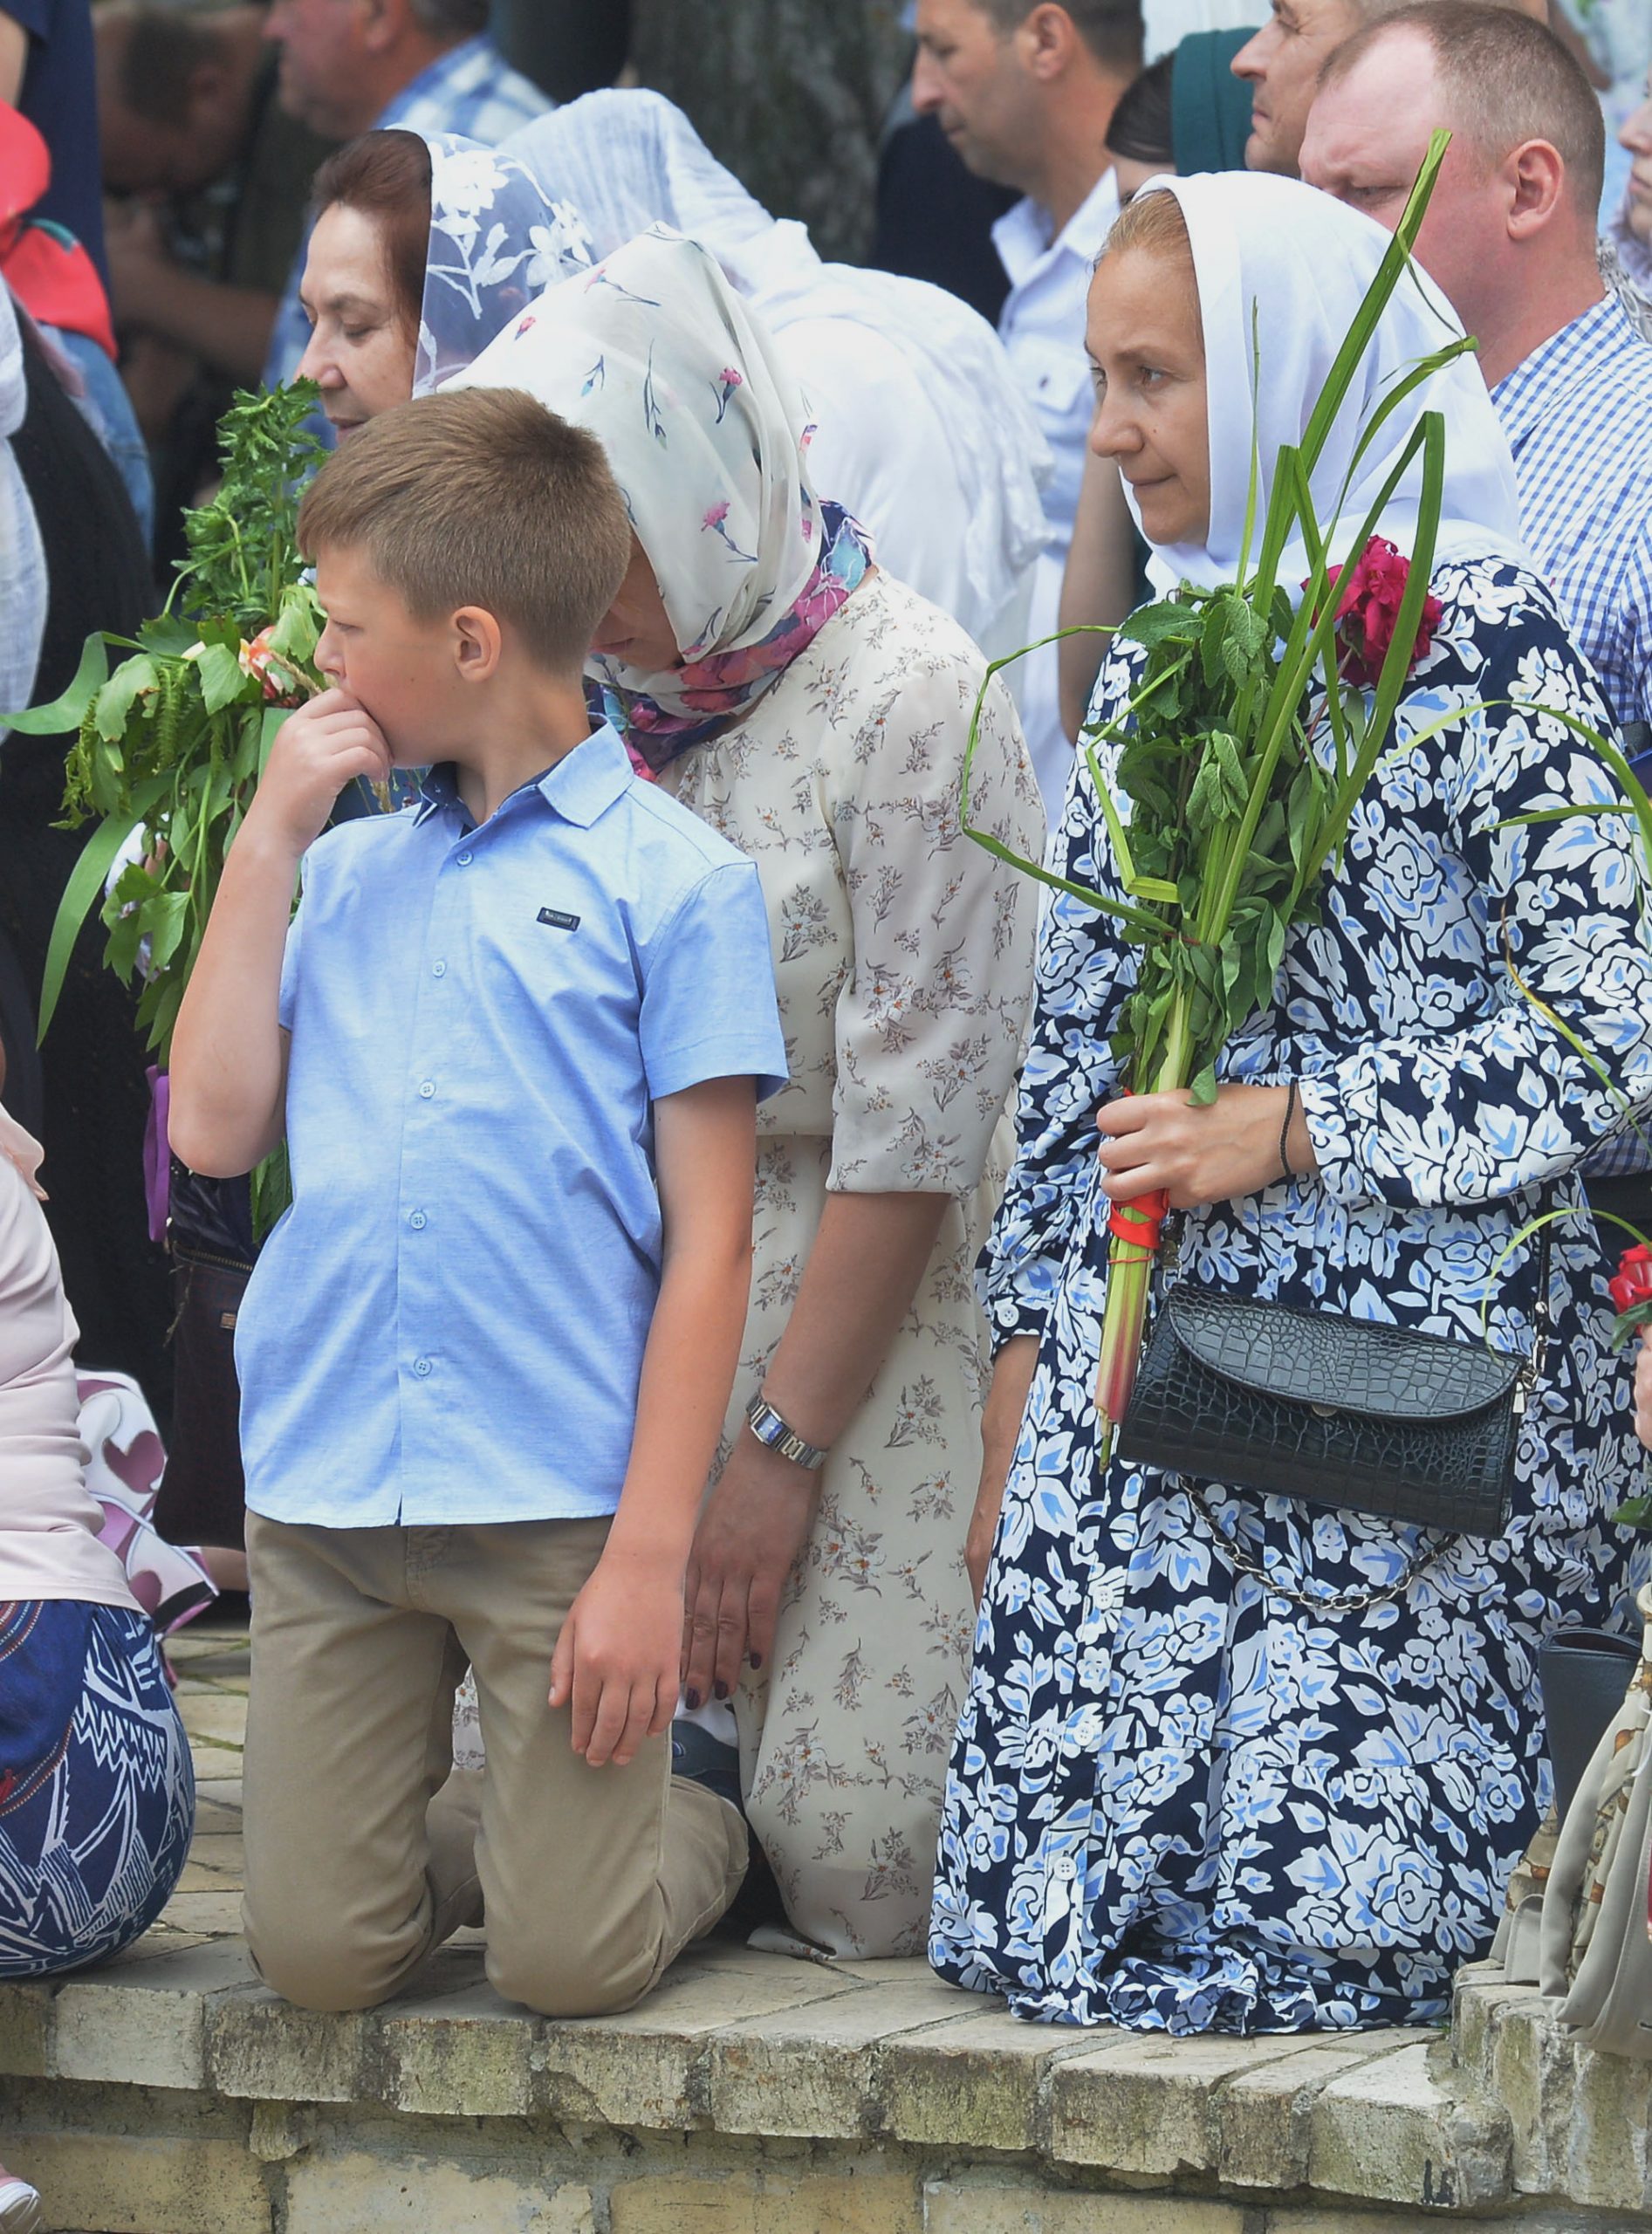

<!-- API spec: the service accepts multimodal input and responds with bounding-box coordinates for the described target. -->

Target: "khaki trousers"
[242,1512,746,2017]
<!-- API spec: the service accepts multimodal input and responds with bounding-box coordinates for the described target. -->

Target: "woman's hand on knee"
[1094,1080,1314,1210]
[681,1436,818,1707]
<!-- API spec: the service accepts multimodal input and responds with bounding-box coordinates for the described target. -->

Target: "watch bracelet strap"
[745,1393,827,1470]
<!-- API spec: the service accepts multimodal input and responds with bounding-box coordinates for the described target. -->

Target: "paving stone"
[209,1988,376,2104]
[175,1691,250,1744]
[184,1832,246,1873]
[1449,1972,1543,2097]
[1262,2215,1443,2233]
[1548,2033,1652,2213]
[1307,2039,1511,2212]
[0,1980,53,2076]
[284,2148,594,2232]
[1048,2029,1332,2176]
[539,1943,861,2128]
[877,2007,1086,2154]
[9,2130,271,2234]
[608,2169,922,2233]
[707,1976,972,2140]
[161,1887,250,1936]
[922,2187,1247,2234]
[52,1939,259,2089]
[1214,2032,1414,2190]
[378,1983,541,2117]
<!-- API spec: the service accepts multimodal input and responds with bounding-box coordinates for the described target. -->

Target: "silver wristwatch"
[745,1392,827,1470]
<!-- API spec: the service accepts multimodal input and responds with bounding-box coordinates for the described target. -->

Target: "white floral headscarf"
[413,133,594,396]
[456,225,867,753]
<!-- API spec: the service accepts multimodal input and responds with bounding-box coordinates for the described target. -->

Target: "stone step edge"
[0,1944,1522,2213]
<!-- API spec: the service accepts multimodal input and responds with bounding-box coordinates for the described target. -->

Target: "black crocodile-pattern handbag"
[1117,1223,1551,1536]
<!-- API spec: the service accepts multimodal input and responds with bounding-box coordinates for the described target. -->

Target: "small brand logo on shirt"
[538,907,580,932]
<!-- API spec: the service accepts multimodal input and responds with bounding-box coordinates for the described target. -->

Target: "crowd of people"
[3,5,1652,2212]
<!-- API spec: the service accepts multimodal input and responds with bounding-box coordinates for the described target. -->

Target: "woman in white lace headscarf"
[504,90,1052,648]
[0,285,45,736]
[294,128,592,439]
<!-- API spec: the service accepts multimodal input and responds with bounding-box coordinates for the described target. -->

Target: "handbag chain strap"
[1185,1494,1447,1616]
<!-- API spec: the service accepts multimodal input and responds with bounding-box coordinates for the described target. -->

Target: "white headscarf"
[1119,172,1527,596]
[0,286,45,737]
[412,133,594,396]
[503,91,1052,638]
[456,226,860,748]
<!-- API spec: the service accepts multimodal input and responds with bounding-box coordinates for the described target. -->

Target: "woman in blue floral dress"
[930,174,1652,2033]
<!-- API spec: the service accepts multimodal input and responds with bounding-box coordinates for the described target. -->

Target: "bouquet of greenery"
[6,381,327,1066]
[961,134,1528,1456]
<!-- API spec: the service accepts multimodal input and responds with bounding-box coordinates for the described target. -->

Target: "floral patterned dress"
[930,556,1652,2031]
[665,568,1045,1956]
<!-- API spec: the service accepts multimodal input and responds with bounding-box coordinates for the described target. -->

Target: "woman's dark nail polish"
[685,1688,701,1711]
[714,1680,729,1701]
[749,1653,764,1671]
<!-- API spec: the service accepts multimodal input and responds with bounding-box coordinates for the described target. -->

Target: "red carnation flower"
[1320,535,1444,689]
[1608,1241,1652,1317]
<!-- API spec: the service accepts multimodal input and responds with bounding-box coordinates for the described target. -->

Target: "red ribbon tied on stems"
[1107,1192,1169,1251]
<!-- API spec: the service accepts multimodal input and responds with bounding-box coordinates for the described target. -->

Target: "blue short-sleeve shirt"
[236,723,787,1529]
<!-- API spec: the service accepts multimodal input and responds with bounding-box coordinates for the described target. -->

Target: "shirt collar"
[374,33,488,127]
[992,166,1120,287]
[414,723,634,832]
[1491,291,1635,442]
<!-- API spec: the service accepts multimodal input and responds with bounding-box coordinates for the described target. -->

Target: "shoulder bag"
[1116,1215,1551,1537]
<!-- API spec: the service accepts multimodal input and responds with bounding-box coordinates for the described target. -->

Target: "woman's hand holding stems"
[964,1080,1318,1606]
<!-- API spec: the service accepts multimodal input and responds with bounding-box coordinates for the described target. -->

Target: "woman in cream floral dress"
[461,228,1044,1955]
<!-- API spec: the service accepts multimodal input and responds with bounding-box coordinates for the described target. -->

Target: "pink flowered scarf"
[592,499,872,774]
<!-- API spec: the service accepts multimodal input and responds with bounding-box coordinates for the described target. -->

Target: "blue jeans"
[41,325,154,548]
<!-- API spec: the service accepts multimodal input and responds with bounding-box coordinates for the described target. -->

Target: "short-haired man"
[260,0,549,401]
[98,3,337,537]
[1231,0,1544,179]
[911,0,1142,812]
[1303,1,1652,1210]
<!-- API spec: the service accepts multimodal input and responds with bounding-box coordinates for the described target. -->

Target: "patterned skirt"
[0,1600,195,1976]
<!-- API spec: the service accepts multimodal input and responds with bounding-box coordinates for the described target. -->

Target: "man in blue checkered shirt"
[260,0,552,413]
[1305,1,1652,1213]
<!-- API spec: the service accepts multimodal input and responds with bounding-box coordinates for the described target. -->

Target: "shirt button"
[432,960,447,978]
[409,1210,427,1230]
[413,1357,433,1378]
[456,849,473,866]
[418,1080,435,1100]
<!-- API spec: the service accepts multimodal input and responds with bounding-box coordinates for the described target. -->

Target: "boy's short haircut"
[297,390,633,676]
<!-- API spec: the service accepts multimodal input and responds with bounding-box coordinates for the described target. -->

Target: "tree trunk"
[627,0,909,263]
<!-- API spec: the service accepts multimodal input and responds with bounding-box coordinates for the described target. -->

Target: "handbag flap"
[1163,1288,1524,1422]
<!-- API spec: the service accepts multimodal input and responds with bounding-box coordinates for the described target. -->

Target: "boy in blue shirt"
[168,388,787,2017]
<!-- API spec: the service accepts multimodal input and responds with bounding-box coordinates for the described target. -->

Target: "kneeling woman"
[458,229,1044,1957]
[0,1089,195,1978]
[936,175,1652,2032]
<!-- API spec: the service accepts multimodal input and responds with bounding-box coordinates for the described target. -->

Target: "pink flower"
[513,313,537,339]
[720,367,743,389]
[1319,535,1443,689]
[703,499,730,530]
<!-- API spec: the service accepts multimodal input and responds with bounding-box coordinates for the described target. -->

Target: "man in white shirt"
[912,0,1142,814]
